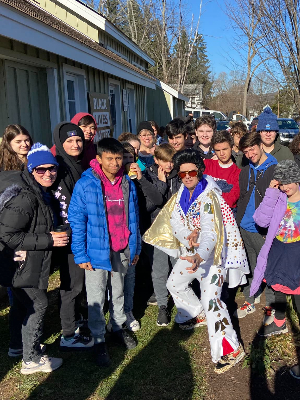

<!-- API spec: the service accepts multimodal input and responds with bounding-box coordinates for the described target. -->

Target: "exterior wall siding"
[38,0,99,41]
[0,37,146,140]
[38,0,147,71]
[146,87,172,126]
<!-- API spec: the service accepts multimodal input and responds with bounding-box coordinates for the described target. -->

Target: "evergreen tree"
[185,34,212,105]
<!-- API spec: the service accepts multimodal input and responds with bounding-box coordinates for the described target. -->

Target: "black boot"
[95,343,111,367]
[111,328,137,350]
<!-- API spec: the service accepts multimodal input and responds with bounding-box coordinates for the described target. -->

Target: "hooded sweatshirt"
[51,122,84,224]
[71,113,97,170]
[240,153,277,232]
[90,159,130,252]
[267,137,294,163]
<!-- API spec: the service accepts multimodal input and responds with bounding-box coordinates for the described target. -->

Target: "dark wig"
[97,137,124,156]
[172,149,205,179]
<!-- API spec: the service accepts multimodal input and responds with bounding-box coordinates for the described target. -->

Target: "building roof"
[0,0,155,82]
[70,0,155,65]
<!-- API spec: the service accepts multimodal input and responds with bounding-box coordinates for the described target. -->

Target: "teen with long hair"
[0,124,33,171]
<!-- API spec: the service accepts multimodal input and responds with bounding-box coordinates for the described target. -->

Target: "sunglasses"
[34,166,58,175]
[178,170,198,179]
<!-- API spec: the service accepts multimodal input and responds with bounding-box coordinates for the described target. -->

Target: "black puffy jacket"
[0,170,55,288]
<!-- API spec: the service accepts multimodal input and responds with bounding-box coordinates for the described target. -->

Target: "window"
[66,75,79,120]
[63,65,88,120]
[109,80,121,138]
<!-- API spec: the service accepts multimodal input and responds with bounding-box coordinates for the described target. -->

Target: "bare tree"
[226,0,269,117]
[254,0,300,104]
[86,0,207,90]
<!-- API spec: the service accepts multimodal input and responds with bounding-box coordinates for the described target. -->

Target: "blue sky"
[189,0,236,76]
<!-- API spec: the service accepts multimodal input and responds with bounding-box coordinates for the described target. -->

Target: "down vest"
[68,168,141,270]
[0,170,54,288]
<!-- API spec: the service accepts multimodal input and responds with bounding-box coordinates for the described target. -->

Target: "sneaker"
[257,321,288,337]
[21,355,63,375]
[95,343,111,367]
[263,306,275,326]
[178,314,207,330]
[8,344,46,358]
[157,305,170,327]
[125,311,140,332]
[214,343,245,374]
[147,293,158,306]
[111,328,137,350]
[233,302,255,318]
[74,317,88,335]
[254,294,261,304]
[8,348,23,357]
[60,334,94,351]
[290,364,300,380]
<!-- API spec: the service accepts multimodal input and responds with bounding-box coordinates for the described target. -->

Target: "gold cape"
[143,190,224,265]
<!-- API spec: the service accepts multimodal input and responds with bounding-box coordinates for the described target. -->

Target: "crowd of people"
[1,106,300,379]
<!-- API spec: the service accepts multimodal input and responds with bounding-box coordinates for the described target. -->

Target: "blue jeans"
[10,288,48,362]
[124,263,135,314]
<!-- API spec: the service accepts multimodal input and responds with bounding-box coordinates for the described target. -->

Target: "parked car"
[216,121,231,131]
[231,114,251,128]
[185,108,227,121]
[278,118,299,144]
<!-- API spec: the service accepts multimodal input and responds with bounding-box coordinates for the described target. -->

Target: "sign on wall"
[89,92,112,141]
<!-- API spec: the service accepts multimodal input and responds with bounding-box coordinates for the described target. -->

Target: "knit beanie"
[273,160,300,185]
[59,123,84,144]
[137,121,154,135]
[256,106,279,132]
[27,143,59,173]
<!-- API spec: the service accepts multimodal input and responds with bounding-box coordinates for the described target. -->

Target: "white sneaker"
[60,334,94,351]
[21,355,63,375]
[254,294,261,304]
[233,302,255,318]
[125,311,140,332]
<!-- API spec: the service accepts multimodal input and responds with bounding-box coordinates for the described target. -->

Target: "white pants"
[167,257,239,363]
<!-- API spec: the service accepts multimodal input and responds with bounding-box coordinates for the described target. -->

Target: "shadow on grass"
[0,292,17,385]
[249,298,300,400]
[106,326,195,400]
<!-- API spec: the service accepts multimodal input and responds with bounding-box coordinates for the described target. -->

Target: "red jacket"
[204,159,240,208]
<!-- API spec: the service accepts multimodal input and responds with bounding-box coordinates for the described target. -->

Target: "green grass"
[0,272,209,400]
[243,295,300,378]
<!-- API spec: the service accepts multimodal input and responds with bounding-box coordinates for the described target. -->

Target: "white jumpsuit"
[167,180,241,363]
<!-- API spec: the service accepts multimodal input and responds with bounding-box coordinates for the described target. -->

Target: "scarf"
[90,159,130,252]
[179,177,208,215]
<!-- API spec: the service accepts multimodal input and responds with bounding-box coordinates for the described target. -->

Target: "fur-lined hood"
[0,184,23,213]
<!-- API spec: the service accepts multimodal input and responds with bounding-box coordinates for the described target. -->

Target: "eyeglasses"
[140,134,153,138]
[34,166,58,175]
[178,170,198,179]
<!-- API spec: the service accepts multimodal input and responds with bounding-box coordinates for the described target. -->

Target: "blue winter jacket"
[68,168,141,270]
